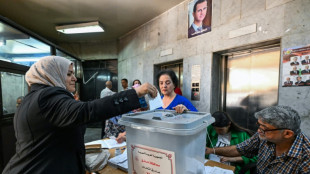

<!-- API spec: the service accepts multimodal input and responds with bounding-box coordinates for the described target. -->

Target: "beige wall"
[59,0,310,135]
[117,0,310,135]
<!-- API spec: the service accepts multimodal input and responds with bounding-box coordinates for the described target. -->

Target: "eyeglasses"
[256,122,289,134]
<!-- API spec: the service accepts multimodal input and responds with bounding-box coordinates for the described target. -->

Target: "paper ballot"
[108,149,128,171]
[205,166,234,174]
[148,90,163,110]
[85,139,126,149]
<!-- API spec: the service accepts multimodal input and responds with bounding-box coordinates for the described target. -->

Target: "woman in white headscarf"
[3,56,157,174]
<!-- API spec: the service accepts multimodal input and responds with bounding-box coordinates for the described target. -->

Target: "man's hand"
[205,145,240,157]
[205,147,215,155]
[134,83,157,98]
[116,132,126,143]
[220,156,243,163]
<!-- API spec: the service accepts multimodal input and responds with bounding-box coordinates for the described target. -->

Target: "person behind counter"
[116,70,197,144]
[205,105,310,173]
[206,111,257,174]
[2,56,157,174]
[156,69,197,113]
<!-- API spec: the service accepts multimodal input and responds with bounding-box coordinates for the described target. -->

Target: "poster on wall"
[188,0,212,38]
[282,45,310,87]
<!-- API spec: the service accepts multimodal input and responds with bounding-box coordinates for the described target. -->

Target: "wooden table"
[85,143,127,174]
[85,143,234,173]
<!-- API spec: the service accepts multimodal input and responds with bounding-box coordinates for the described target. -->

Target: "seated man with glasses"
[205,105,310,173]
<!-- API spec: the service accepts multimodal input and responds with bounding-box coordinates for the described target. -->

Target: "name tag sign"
[131,144,176,174]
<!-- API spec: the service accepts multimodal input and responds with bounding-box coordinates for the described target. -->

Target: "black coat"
[3,84,140,174]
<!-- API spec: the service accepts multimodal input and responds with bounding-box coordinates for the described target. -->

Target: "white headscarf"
[25,56,73,89]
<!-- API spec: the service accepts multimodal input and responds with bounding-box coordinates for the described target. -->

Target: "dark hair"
[212,111,254,135]
[121,78,128,83]
[17,96,24,101]
[193,0,207,12]
[132,79,142,86]
[156,69,178,89]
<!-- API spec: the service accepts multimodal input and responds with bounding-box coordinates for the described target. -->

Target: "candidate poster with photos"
[282,45,310,87]
[188,0,212,38]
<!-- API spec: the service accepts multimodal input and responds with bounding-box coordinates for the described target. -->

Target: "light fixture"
[13,58,41,62]
[55,21,104,34]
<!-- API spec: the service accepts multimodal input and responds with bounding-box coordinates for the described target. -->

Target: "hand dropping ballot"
[148,90,163,110]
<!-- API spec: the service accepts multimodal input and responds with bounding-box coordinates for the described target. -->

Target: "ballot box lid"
[119,109,214,135]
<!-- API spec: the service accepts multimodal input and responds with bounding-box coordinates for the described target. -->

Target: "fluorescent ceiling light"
[13,58,41,62]
[56,21,104,34]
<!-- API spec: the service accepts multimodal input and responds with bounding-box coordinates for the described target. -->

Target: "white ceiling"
[0,0,185,44]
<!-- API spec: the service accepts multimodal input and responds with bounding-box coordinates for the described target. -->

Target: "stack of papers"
[85,139,126,149]
[108,149,128,171]
[204,166,234,174]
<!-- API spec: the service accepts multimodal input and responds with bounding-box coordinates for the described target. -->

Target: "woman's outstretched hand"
[173,104,189,113]
[135,83,157,98]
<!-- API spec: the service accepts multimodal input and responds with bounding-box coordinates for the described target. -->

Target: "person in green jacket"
[206,111,257,174]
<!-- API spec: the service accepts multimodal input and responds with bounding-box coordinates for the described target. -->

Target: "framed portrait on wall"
[188,0,212,38]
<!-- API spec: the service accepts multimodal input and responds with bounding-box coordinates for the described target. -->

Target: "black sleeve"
[39,88,140,127]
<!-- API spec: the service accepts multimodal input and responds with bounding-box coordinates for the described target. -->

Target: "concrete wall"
[117,0,310,135]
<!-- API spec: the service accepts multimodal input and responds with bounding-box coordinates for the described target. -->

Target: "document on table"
[205,166,233,174]
[148,90,163,110]
[108,149,128,170]
[85,139,126,149]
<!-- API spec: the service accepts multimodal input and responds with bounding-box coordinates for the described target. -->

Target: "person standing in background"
[121,78,131,91]
[16,96,24,108]
[100,80,116,138]
[100,81,115,98]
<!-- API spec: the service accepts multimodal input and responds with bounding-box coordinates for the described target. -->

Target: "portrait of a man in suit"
[283,77,293,87]
[301,55,310,65]
[290,66,299,75]
[290,56,300,66]
[295,76,305,86]
[188,0,211,38]
[301,65,310,75]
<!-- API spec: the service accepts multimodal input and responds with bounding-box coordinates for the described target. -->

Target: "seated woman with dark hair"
[156,69,197,113]
[206,111,257,174]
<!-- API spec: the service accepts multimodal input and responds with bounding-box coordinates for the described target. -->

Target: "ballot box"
[119,110,214,174]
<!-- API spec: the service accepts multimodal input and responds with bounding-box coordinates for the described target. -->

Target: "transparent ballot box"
[119,110,214,174]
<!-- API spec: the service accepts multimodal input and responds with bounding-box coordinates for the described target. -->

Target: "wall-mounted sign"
[282,45,310,87]
[131,144,176,174]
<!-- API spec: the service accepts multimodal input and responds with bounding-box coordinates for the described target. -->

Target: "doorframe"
[211,39,281,114]
[153,59,183,90]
